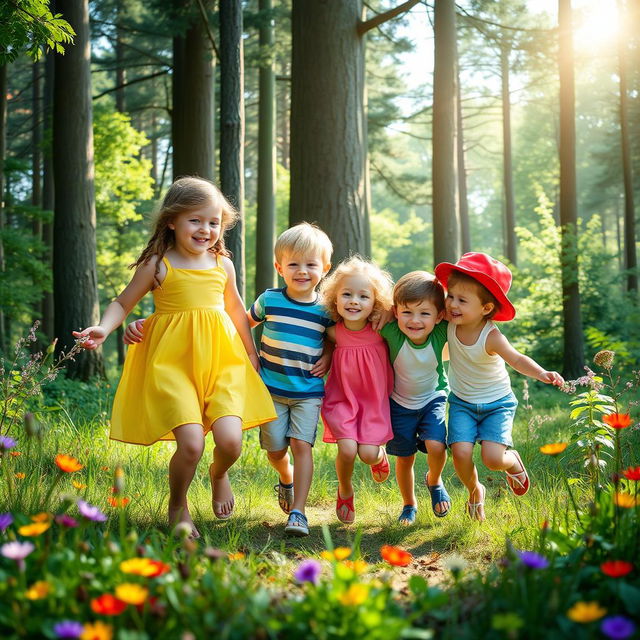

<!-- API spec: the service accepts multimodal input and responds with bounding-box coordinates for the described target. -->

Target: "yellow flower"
[321,547,352,561]
[339,583,369,606]
[81,621,113,640]
[566,601,607,623]
[15,472,25,479]
[115,583,148,606]
[31,512,52,523]
[73,480,87,490]
[25,581,51,600]
[341,559,368,574]
[18,522,51,536]
[614,493,638,508]
[539,443,568,456]
[228,552,245,561]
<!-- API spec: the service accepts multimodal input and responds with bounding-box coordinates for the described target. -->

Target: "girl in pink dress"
[320,256,394,524]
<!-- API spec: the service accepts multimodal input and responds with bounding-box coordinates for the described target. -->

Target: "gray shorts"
[259,395,323,451]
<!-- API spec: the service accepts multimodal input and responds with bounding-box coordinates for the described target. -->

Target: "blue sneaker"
[284,509,309,537]
[398,505,417,525]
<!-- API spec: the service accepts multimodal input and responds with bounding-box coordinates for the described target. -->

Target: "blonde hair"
[274,222,333,265]
[320,255,393,321]
[393,271,445,312]
[131,177,239,287]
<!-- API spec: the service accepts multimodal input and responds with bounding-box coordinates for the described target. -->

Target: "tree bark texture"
[558,0,584,377]
[290,0,367,264]
[432,0,460,266]
[456,50,470,254]
[42,53,55,343]
[220,0,246,296]
[53,0,104,379]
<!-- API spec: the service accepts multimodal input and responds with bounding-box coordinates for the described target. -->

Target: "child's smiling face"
[395,299,443,345]
[336,273,375,328]
[445,281,494,326]
[275,251,330,302]
[169,203,222,256]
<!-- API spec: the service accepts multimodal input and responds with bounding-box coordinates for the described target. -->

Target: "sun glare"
[573,3,621,52]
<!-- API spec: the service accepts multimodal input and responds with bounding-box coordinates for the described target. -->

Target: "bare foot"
[168,504,201,538]
[209,464,234,520]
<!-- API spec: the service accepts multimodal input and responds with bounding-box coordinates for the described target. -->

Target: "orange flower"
[107,497,130,508]
[342,559,368,574]
[101,466,110,471]
[25,580,51,600]
[90,594,127,616]
[18,522,51,536]
[120,557,170,577]
[622,466,640,481]
[81,621,113,640]
[380,544,413,567]
[73,480,87,490]
[321,547,352,561]
[601,560,633,578]
[55,454,84,473]
[228,552,245,561]
[540,443,568,456]
[602,413,633,430]
[31,512,52,523]
[10,451,21,457]
[339,583,369,606]
[614,493,638,508]
[15,472,25,479]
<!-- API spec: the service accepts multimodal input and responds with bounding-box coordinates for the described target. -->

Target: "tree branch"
[358,0,421,35]
[195,0,220,61]
[92,70,169,101]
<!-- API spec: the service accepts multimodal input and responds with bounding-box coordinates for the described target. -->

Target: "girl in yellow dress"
[74,177,276,536]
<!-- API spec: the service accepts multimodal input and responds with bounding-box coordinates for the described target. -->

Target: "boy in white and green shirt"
[380,271,450,524]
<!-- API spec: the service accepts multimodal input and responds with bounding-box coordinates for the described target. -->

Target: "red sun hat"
[434,252,516,321]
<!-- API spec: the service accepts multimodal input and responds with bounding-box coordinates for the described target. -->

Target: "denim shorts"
[259,395,322,451]
[446,392,517,447]
[386,395,447,457]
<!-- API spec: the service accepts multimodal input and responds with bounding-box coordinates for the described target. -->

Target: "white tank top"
[447,321,512,403]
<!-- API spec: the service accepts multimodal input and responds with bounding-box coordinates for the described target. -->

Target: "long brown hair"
[131,177,239,288]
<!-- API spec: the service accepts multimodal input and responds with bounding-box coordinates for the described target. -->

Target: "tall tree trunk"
[42,53,55,343]
[456,58,470,253]
[172,0,214,180]
[290,0,367,264]
[255,0,276,296]
[432,0,459,266]
[277,62,290,170]
[53,0,104,379]
[31,61,44,350]
[558,0,584,378]
[617,0,638,295]
[220,0,245,296]
[501,38,517,265]
[0,64,6,353]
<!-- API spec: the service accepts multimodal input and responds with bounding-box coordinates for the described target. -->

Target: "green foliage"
[0,0,75,63]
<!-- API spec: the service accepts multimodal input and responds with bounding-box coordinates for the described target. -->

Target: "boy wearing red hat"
[434,253,564,521]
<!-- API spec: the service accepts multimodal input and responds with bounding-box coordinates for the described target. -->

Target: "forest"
[0,1,639,639]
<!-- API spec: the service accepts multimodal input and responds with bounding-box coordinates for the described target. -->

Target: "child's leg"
[336,439,358,498]
[424,440,449,515]
[261,397,294,484]
[210,415,243,518]
[170,423,205,534]
[481,442,529,494]
[395,454,417,507]
[358,443,390,483]
[450,442,485,520]
[267,449,293,485]
[289,438,313,514]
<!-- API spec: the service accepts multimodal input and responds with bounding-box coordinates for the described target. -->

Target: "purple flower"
[601,616,636,640]
[55,514,79,528]
[1,540,35,570]
[77,500,107,522]
[0,513,13,532]
[294,558,322,584]
[0,435,16,451]
[518,551,549,569]
[53,620,84,639]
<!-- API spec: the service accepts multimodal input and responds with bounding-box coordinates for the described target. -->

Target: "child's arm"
[370,307,394,332]
[486,328,564,386]
[310,338,334,377]
[72,261,156,350]
[123,318,146,344]
[222,257,260,370]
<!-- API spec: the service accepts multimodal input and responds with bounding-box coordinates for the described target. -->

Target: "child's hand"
[72,326,107,350]
[123,319,145,344]
[370,307,394,332]
[248,352,260,372]
[310,351,332,377]
[539,370,564,386]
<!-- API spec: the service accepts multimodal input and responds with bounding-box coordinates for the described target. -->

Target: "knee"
[337,444,357,462]
[481,450,502,470]
[290,439,311,457]
[267,449,288,463]
[357,447,379,466]
[216,435,242,462]
[179,440,204,464]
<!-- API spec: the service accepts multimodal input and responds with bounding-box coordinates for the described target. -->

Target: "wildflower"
[566,601,607,623]
[120,557,170,577]
[101,466,110,471]
[602,413,633,430]
[55,514,79,528]
[113,466,125,494]
[25,580,51,600]
[539,442,568,456]
[601,560,633,578]
[31,512,52,523]
[90,594,127,616]
[443,553,468,578]
[77,500,107,522]
[0,435,17,451]
[115,583,148,606]
[614,493,638,508]
[593,350,615,370]
[80,621,113,640]
[339,583,369,606]
[55,454,84,473]
[1,540,34,570]
[18,522,51,536]
[53,620,84,639]
[172,522,192,539]
[10,451,21,457]
[107,497,130,508]
[492,612,524,632]
[72,481,87,490]
[380,544,413,567]
[0,513,13,532]
[321,547,352,561]
[518,551,549,569]
[622,466,640,481]
[15,472,25,479]
[228,552,245,561]
[342,559,368,574]
[294,559,322,584]
[600,616,636,640]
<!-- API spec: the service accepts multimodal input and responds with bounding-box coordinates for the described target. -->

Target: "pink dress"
[322,322,394,445]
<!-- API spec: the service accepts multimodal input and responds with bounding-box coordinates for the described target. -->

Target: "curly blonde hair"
[131,176,239,288]
[320,255,393,322]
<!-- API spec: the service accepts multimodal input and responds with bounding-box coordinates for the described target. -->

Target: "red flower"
[90,594,127,616]
[380,544,413,567]
[622,466,640,481]
[601,560,634,578]
[146,560,171,577]
[602,413,633,430]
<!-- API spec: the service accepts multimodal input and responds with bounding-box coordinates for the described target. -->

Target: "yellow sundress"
[110,256,276,445]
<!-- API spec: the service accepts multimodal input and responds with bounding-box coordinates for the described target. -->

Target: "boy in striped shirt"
[248,223,333,536]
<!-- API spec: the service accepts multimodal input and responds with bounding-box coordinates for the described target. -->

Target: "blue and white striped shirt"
[250,288,333,398]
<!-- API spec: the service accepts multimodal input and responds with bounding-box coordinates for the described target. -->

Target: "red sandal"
[505,450,530,496]
[336,490,355,524]
[371,448,390,483]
